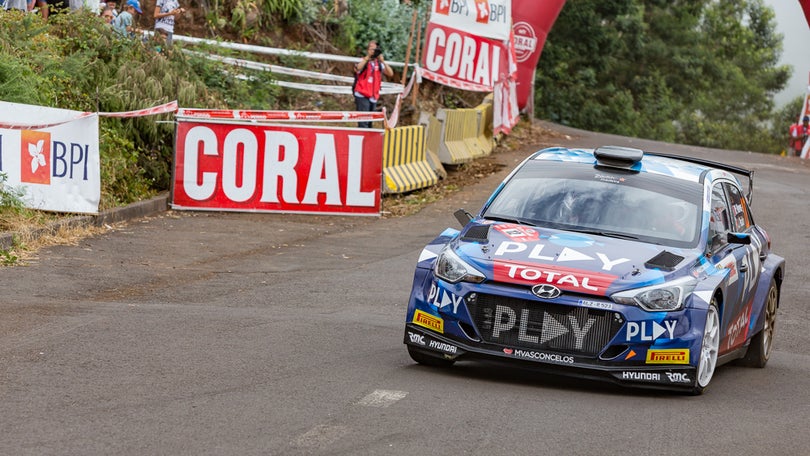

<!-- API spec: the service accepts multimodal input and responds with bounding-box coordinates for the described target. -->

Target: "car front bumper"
[404,323,698,392]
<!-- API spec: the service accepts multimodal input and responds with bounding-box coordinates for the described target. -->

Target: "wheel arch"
[712,288,723,315]
[774,264,784,309]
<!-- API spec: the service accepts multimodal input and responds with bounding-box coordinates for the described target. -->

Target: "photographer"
[353,40,394,128]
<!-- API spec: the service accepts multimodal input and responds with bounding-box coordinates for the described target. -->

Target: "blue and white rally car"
[404,146,785,394]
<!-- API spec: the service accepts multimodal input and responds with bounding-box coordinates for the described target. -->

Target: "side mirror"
[454,209,473,227]
[727,232,751,245]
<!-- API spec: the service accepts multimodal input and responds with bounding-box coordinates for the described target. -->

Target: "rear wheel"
[692,300,720,395]
[739,281,778,368]
[407,345,455,368]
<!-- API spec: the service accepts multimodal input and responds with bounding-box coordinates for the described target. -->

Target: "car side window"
[724,183,751,232]
[709,184,732,250]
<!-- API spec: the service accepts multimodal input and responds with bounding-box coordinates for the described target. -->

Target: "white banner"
[430,0,512,41]
[0,102,100,214]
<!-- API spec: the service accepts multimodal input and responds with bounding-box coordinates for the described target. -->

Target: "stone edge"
[0,192,170,251]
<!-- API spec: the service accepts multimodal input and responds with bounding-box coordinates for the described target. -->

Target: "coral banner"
[421,22,508,90]
[172,121,384,215]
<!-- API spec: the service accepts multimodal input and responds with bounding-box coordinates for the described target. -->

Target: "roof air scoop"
[594,146,644,169]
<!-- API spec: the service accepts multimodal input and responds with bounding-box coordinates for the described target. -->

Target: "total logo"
[723,302,752,352]
[625,320,677,342]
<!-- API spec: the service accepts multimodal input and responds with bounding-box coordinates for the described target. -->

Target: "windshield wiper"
[569,228,639,240]
[483,215,538,226]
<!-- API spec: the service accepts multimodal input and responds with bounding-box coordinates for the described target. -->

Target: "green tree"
[534,0,790,153]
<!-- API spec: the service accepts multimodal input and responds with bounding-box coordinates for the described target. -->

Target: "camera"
[372,47,383,58]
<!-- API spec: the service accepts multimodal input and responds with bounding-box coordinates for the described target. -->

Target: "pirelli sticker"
[646,349,690,365]
[413,309,444,334]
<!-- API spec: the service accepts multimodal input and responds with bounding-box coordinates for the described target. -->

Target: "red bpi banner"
[172,121,383,215]
[512,0,566,110]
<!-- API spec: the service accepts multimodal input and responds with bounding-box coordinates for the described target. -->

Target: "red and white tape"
[418,68,494,93]
[0,101,178,130]
[383,70,419,129]
[0,112,96,130]
[176,108,386,123]
[98,100,178,118]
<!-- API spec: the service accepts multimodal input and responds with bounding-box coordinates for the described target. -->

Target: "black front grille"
[467,293,623,356]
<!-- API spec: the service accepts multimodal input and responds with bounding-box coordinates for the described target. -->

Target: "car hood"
[450,222,702,297]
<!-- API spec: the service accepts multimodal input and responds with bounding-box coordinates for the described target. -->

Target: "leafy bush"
[0,10,286,211]
[346,0,424,60]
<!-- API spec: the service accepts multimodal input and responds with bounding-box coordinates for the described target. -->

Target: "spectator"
[100,4,113,23]
[39,0,69,19]
[789,115,810,157]
[153,0,184,49]
[353,40,393,128]
[4,0,28,12]
[112,0,140,37]
[35,0,46,19]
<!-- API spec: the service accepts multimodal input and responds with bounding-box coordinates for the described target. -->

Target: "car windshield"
[483,160,703,248]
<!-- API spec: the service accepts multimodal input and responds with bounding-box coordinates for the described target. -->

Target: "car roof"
[530,147,743,186]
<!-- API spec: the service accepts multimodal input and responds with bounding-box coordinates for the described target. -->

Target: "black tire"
[691,298,720,395]
[739,281,778,368]
[407,345,455,368]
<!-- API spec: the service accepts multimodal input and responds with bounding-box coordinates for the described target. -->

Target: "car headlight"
[434,247,485,284]
[610,276,697,311]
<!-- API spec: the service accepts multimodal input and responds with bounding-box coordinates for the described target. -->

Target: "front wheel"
[692,299,720,395]
[739,281,778,368]
[407,345,455,368]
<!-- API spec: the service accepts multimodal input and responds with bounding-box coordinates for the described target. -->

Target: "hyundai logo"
[532,284,561,299]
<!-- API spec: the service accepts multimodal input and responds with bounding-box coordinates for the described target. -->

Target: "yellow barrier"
[436,109,475,164]
[473,102,494,156]
[382,125,440,194]
[423,114,448,179]
[459,108,488,159]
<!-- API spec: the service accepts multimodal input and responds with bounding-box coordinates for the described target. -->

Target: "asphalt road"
[2,122,809,455]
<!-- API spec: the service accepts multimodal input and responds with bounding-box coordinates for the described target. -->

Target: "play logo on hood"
[21,130,51,185]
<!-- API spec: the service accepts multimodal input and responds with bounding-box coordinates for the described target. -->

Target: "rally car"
[403,146,785,394]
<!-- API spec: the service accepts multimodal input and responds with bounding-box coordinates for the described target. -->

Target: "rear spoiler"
[644,152,755,204]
